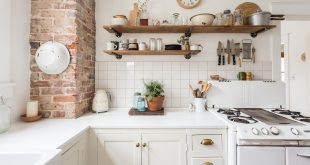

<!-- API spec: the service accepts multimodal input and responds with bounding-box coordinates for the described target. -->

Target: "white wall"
[0,0,31,122]
[281,21,310,115]
[95,0,280,108]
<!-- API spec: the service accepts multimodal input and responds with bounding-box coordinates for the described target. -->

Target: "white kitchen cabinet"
[60,132,88,165]
[142,134,187,165]
[97,134,141,165]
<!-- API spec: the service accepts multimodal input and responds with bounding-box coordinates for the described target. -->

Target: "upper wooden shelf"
[103,25,277,38]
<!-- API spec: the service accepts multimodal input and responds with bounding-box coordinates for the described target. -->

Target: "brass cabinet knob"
[201,139,214,145]
[136,143,140,147]
[202,162,214,165]
[142,143,147,148]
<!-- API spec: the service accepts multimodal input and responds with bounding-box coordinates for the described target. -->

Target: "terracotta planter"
[147,96,165,111]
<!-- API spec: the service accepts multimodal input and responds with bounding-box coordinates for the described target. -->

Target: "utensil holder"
[194,98,207,112]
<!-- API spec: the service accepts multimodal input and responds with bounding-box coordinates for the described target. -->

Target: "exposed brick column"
[30,0,96,118]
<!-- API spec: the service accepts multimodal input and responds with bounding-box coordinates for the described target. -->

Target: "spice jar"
[171,13,181,25]
[223,10,233,26]
[0,96,10,134]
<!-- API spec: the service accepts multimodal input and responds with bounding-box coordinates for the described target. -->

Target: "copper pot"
[147,96,165,111]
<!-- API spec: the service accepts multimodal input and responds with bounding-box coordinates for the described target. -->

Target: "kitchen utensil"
[165,44,182,50]
[112,15,128,25]
[235,43,242,67]
[35,41,70,75]
[231,39,236,65]
[242,39,253,62]
[198,80,208,92]
[222,45,225,65]
[252,47,256,63]
[236,2,262,19]
[189,84,196,97]
[190,13,215,25]
[0,96,10,133]
[227,40,231,64]
[194,98,207,112]
[107,42,118,51]
[217,41,223,66]
[190,44,203,51]
[247,11,271,25]
[92,90,111,113]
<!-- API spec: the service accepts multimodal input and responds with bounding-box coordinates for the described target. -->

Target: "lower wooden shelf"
[103,50,201,59]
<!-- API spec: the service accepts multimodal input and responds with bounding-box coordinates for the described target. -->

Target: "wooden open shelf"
[103,25,276,38]
[103,50,201,59]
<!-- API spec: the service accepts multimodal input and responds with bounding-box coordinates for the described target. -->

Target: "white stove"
[207,81,310,165]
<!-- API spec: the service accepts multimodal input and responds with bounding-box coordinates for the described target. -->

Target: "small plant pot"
[147,96,165,111]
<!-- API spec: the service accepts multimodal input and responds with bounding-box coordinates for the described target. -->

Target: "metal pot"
[190,13,215,26]
[247,11,271,25]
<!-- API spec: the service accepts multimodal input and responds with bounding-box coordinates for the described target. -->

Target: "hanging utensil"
[217,41,222,66]
[235,43,242,67]
[242,39,253,62]
[189,84,196,97]
[231,39,236,65]
[227,40,231,64]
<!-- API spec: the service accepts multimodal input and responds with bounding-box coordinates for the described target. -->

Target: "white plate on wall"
[35,41,70,74]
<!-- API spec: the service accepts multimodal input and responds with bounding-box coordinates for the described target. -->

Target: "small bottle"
[184,40,190,51]
[0,96,11,134]
[136,97,146,112]
[156,38,163,51]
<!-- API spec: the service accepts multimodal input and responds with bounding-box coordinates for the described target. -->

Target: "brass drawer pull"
[136,143,140,147]
[201,139,214,145]
[202,162,214,165]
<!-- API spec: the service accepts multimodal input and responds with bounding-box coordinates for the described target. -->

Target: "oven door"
[237,146,285,165]
[286,147,310,165]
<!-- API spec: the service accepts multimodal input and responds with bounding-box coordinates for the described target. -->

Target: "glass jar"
[234,9,244,26]
[133,92,142,109]
[213,13,224,26]
[140,10,149,26]
[171,13,180,25]
[223,10,233,26]
[136,97,146,112]
[156,38,163,51]
[0,96,10,134]
[149,38,156,51]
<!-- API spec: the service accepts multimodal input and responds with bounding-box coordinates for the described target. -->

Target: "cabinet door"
[142,134,187,165]
[61,143,80,165]
[98,134,141,165]
[286,147,310,165]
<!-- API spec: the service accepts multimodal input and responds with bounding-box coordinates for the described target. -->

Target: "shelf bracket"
[112,52,122,59]
[111,28,122,38]
[184,53,192,59]
[251,27,269,38]
[185,27,192,37]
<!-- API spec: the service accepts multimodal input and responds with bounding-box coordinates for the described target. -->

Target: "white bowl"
[111,17,128,26]
[190,13,215,25]
[35,41,70,75]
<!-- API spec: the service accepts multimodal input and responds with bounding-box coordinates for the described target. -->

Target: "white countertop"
[0,109,227,149]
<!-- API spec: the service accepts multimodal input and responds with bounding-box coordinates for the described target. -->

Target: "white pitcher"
[194,98,207,112]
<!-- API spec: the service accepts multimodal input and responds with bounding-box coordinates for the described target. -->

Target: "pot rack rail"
[103,25,276,38]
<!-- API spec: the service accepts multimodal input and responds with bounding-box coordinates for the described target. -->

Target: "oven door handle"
[297,153,310,158]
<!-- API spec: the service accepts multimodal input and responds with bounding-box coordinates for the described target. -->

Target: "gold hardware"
[136,143,140,147]
[202,162,213,165]
[142,143,147,148]
[201,139,214,145]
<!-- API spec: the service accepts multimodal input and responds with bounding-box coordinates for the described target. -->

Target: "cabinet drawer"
[191,134,223,157]
[191,158,223,165]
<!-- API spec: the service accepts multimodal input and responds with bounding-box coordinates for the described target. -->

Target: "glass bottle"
[133,92,142,109]
[234,9,244,26]
[136,97,146,112]
[171,13,180,25]
[0,96,11,134]
[149,38,156,51]
[223,10,233,26]
[156,38,163,51]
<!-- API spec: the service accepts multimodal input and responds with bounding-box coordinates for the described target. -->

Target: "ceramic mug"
[139,42,147,51]
[107,42,117,51]
[190,44,203,51]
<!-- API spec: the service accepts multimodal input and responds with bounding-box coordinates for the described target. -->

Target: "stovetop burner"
[217,108,240,116]
[227,115,258,124]
[291,115,310,123]
[271,109,300,116]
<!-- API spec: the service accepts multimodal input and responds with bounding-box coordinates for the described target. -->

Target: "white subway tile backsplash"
[96,61,273,109]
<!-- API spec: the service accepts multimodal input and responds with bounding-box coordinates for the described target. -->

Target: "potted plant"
[144,80,165,111]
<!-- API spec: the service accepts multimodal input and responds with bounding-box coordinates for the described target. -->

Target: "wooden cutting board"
[128,108,165,116]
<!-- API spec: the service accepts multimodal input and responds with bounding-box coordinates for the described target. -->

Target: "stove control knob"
[270,127,280,135]
[252,128,259,135]
[261,128,269,135]
[291,128,299,135]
